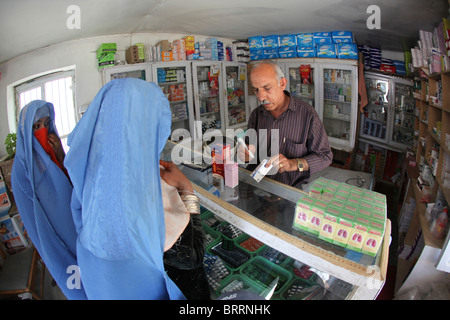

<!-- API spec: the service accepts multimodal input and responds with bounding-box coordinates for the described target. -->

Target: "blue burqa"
[11,100,87,300]
[64,78,185,299]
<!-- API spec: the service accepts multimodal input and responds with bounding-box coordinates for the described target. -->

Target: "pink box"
[225,162,238,188]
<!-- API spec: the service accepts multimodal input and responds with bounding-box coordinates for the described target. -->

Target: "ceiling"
[0,0,449,64]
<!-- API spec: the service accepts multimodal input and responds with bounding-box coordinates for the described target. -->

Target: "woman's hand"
[159,160,193,194]
[48,133,65,166]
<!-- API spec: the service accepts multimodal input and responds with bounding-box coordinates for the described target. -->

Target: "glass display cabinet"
[162,141,390,300]
[360,72,415,150]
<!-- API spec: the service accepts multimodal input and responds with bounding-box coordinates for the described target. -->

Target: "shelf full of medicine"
[278,58,358,152]
[360,72,415,150]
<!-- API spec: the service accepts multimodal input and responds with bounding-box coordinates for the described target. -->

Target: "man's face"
[250,64,287,112]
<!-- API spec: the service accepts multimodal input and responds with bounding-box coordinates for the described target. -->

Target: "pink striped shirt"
[247,92,333,189]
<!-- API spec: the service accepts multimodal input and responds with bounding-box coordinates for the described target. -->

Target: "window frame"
[14,69,77,149]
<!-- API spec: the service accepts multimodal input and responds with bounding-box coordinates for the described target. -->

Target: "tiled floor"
[42,268,67,300]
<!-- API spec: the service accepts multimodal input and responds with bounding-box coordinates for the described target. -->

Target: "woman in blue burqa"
[11,100,87,299]
[63,78,188,299]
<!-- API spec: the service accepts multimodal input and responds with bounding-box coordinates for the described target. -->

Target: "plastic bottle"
[431,208,448,239]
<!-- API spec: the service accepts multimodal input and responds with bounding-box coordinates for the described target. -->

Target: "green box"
[97,43,117,59]
[97,52,115,68]
[333,211,356,247]
[319,206,340,243]
[361,220,384,257]
[293,195,315,231]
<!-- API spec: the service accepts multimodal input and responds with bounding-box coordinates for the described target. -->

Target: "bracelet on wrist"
[178,189,195,196]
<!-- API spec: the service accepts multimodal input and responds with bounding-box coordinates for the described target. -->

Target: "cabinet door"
[102,63,152,85]
[284,63,320,113]
[222,62,249,130]
[152,62,195,140]
[321,65,358,152]
[192,61,225,136]
[389,80,415,149]
[360,75,390,144]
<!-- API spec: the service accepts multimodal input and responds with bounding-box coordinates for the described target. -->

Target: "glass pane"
[226,66,246,127]
[288,65,315,110]
[156,66,190,134]
[323,69,352,141]
[197,65,221,132]
[19,87,42,109]
[361,78,389,140]
[202,210,355,300]
[44,76,76,153]
[392,83,414,147]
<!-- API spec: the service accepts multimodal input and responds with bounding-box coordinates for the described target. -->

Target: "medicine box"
[211,143,230,179]
[97,52,115,68]
[293,178,387,256]
[294,195,315,231]
[225,162,239,188]
[96,43,117,59]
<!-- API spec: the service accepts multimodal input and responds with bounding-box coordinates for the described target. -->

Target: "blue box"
[263,35,280,48]
[332,31,354,43]
[296,33,315,46]
[278,47,297,58]
[249,36,264,49]
[337,43,358,59]
[279,34,297,47]
[317,44,336,58]
[313,32,332,44]
[250,52,265,60]
[250,48,264,55]
[264,53,279,59]
[297,46,316,58]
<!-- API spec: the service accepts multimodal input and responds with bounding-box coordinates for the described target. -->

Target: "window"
[15,70,76,151]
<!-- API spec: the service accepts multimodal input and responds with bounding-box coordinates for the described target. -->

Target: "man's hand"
[266,154,308,173]
[237,143,256,163]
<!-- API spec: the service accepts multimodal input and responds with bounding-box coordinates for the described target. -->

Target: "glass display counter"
[162,141,390,300]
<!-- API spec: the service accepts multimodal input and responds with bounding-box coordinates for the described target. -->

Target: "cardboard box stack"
[409,18,450,73]
[126,44,145,64]
[0,214,30,256]
[293,177,387,256]
[249,31,357,61]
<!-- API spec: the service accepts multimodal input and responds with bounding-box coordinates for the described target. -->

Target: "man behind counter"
[238,60,333,190]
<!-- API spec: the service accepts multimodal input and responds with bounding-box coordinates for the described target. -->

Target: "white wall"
[0,32,236,158]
